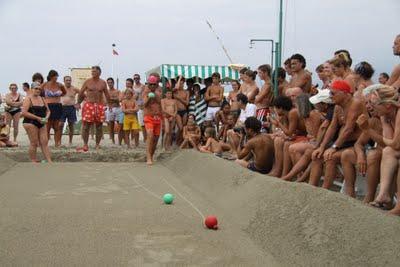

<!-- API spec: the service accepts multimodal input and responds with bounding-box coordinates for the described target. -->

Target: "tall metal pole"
[273,42,279,96]
[277,0,284,67]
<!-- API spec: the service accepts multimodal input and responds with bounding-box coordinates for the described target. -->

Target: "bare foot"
[146,160,153,165]
[267,171,280,178]
[369,196,394,210]
[388,207,400,216]
[31,159,40,163]
[95,145,101,150]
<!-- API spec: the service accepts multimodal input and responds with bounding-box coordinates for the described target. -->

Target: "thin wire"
[161,177,205,220]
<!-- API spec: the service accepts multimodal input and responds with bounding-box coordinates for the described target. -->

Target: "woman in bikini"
[227,80,241,119]
[41,70,66,147]
[4,83,23,143]
[22,83,52,163]
[239,69,259,104]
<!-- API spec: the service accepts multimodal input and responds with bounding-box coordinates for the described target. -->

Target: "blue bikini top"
[45,89,62,98]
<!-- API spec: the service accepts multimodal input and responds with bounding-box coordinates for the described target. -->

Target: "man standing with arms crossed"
[60,76,80,146]
[133,73,146,142]
[106,77,122,145]
[386,34,400,90]
[78,66,110,151]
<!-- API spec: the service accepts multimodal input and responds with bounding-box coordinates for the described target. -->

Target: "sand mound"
[162,150,400,266]
[0,153,16,175]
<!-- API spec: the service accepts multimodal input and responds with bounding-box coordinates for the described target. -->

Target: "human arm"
[381,110,400,149]
[78,81,88,103]
[102,81,111,104]
[247,87,259,103]
[255,84,272,104]
[274,109,299,137]
[237,139,253,160]
[59,83,67,96]
[386,65,400,88]
[356,114,386,147]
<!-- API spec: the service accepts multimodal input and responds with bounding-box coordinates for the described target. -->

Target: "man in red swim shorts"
[78,66,110,150]
[143,75,162,165]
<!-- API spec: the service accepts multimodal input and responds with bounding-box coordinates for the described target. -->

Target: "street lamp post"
[249,38,278,95]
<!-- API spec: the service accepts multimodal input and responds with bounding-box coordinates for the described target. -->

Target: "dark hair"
[186,78,194,86]
[133,73,140,78]
[334,49,352,66]
[258,64,272,78]
[107,77,114,82]
[177,75,185,82]
[316,64,324,73]
[47,70,59,82]
[188,114,196,121]
[329,53,349,68]
[273,95,293,111]
[32,72,44,83]
[236,93,248,105]
[221,102,230,110]
[231,79,241,89]
[296,94,313,118]
[64,76,71,81]
[291,54,306,68]
[354,61,375,80]
[244,117,261,133]
[273,67,286,80]
[284,58,291,66]
[92,65,102,73]
[205,127,216,138]
[211,72,221,79]
[239,67,249,74]
[244,69,257,80]
[193,83,201,91]
[380,72,389,80]
[22,82,30,89]
[126,78,134,84]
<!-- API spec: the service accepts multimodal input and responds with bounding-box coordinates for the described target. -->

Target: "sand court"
[1,150,400,266]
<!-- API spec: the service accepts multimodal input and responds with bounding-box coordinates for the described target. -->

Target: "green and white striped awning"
[145,64,240,80]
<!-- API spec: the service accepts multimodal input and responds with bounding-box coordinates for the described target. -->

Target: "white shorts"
[137,109,144,127]
[106,107,122,122]
[206,106,220,121]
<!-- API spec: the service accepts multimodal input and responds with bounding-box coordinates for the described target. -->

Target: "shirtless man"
[236,117,274,174]
[255,64,273,132]
[133,74,146,141]
[121,89,140,148]
[205,72,224,122]
[180,114,201,150]
[173,76,190,144]
[106,77,122,145]
[143,75,163,165]
[288,54,312,93]
[273,67,289,96]
[60,76,80,146]
[386,34,400,90]
[309,80,365,189]
[78,66,110,150]
[161,89,177,150]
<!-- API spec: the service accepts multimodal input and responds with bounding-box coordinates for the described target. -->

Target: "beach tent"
[145,64,241,81]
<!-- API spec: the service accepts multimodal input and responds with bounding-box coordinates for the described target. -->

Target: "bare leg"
[163,119,171,150]
[180,139,189,149]
[188,137,199,150]
[340,148,357,198]
[68,122,74,145]
[12,113,21,142]
[176,114,183,145]
[235,159,249,168]
[389,170,400,216]
[373,146,399,206]
[95,123,103,149]
[82,122,91,148]
[282,148,313,181]
[141,126,147,142]
[108,121,115,144]
[54,120,62,147]
[322,150,342,189]
[124,130,131,148]
[268,137,284,177]
[23,124,39,162]
[363,149,382,203]
[281,141,292,177]
[39,126,52,163]
[146,130,154,165]
[46,119,52,141]
[152,136,159,156]
[227,130,240,154]
[309,158,324,186]
[133,130,139,148]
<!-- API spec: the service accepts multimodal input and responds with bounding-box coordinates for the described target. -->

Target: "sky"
[0,0,399,93]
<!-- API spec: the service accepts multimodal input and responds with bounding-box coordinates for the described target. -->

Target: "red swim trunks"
[144,115,162,136]
[82,102,105,123]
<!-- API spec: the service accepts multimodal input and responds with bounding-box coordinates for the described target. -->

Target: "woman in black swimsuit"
[5,83,23,142]
[22,83,52,163]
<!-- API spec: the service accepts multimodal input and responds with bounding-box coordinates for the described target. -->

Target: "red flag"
[112,49,119,56]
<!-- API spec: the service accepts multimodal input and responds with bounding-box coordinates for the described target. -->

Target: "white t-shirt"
[238,103,257,124]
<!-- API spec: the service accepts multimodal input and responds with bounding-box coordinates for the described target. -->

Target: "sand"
[1,146,400,266]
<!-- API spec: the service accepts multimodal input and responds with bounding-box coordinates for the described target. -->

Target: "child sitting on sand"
[217,113,235,142]
[121,89,140,149]
[0,112,17,147]
[199,127,222,156]
[180,114,201,150]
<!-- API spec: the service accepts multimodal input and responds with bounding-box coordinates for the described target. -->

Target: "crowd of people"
[1,34,400,215]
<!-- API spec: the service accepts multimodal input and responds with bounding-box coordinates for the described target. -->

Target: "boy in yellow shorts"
[121,89,140,148]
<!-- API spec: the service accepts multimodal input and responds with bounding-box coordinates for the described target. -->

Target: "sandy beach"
[1,139,400,266]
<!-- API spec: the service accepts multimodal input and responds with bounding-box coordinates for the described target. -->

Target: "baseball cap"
[309,89,333,105]
[330,80,351,94]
